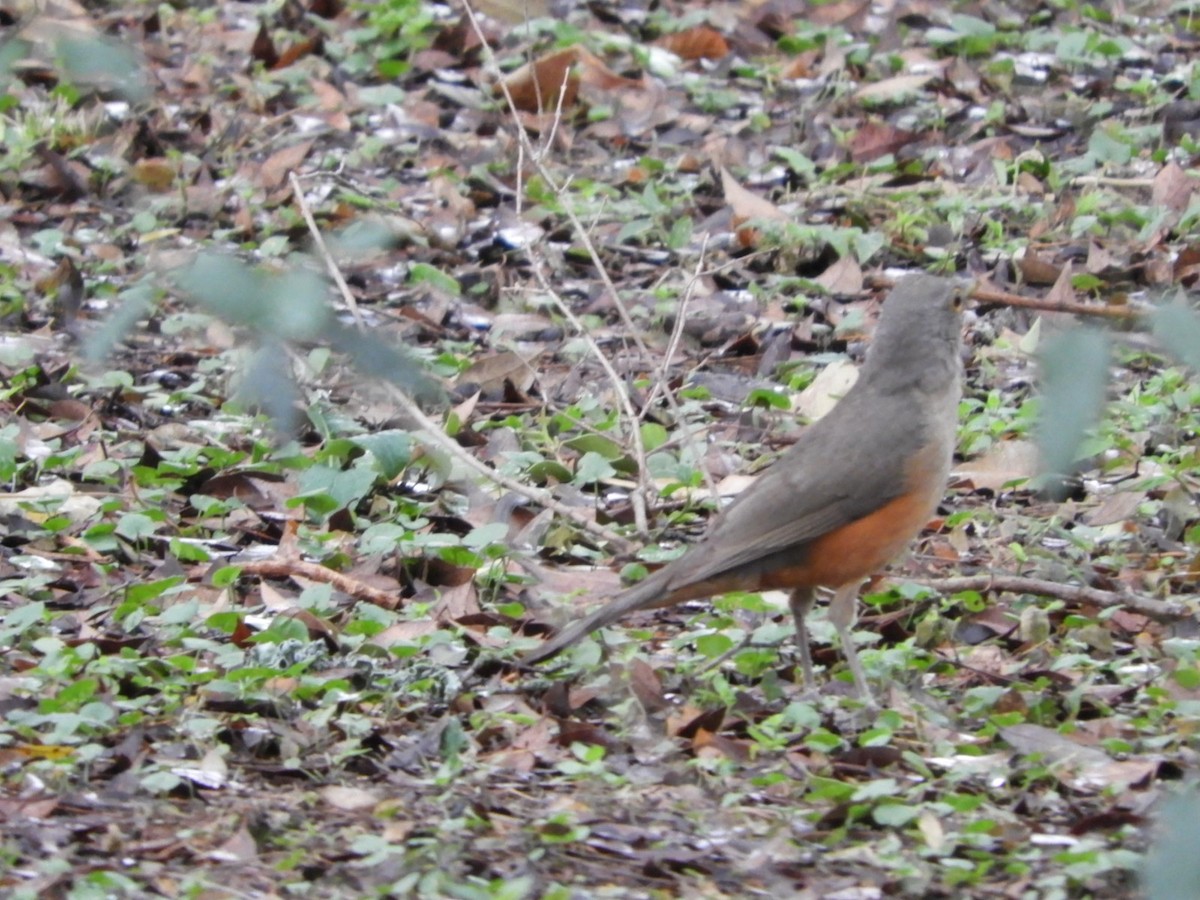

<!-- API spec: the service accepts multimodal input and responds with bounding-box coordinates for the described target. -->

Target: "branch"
[970,284,1147,321]
[919,574,1189,621]
[239,558,401,611]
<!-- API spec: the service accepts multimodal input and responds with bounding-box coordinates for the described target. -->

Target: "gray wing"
[661,385,928,591]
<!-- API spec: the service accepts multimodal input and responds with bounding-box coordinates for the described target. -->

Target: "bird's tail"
[521,568,676,665]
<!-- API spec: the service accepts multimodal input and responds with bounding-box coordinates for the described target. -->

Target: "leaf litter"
[0,0,1198,896]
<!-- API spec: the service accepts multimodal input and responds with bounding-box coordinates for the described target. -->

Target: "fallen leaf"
[258,140,314,189]
[953,440,1039,492]
[655,27,730,61]
[794,359,858,421]
[1017,248,1062,285]
[496,47,580,113]
[815,255,863,294]
[854,73,933,103]
[321,785,380,811]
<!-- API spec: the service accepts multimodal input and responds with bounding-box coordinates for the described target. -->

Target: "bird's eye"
[950,288,967,312]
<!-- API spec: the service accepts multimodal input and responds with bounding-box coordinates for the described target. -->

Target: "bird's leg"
[788,587,816,686]
[828,581,873,701]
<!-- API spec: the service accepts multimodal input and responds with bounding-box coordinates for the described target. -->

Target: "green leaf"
[666,215,693,250]
[169,539,211,563]
[1088,127,1134,165]
[851,777,899,802]
[176,254,331,342]
[564,434,624,460]
[116,513,159,541]
[4,600,46,631]
[774,147,817,180]
[873,803,920,827]
[695,632,734,657]
[211,566,243,588]
[126,576,185,605]
[744,388,791,410]
[249,616,309,644]
[574,451,617,485]
[408,263,460,295]
[527,460,574,484]
[1174,666,1200,690]
[297,463,378,511]
[464,522,510,549]
[616,217,655,244]
[159,598,200,626]
[640,422,669,451]
[52,677,98,709]
[353,430,415,480]
[206,611,243,633]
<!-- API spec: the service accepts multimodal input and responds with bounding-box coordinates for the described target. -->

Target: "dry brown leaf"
[450,389,480,429]
[1016,248,1062,286]
[780,50,820,79]
[1083,491,1143,527]
[210,824,258,863]
[274,36,321,70]
[807,0,870,25]
[720,167,787,232]
[815,255,863,294]
[946,57,982,98]
[496,47,580,113]
[482,748,537,771]
[258,140,314,189]
[655,26,730,61]
[368,620,439,647]
[849,120,918,162]
[473,0,550,23]
[432,581,482,623]
[953,440,1038,493]
[530,565,624,603]
[1000,724,1159,793]
[1143,254,1174,284]
[575,46,645,92]
[131,158,176,191]
[1044,261,1076,307]
[693,728,752,762]
[628,659,668,712]
[1174,244,1200,285]
[458,350,539,395]
[794,359,858,421]
[320,785,381,811]
[251,22,278,68]
[1152,161,1193,212]
[1085,240,1118,275]
[854,73,933,103]
[1016,171,1045,197]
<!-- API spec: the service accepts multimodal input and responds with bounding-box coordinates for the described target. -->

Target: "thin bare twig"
[461,2,653,535]
[289,172,366,330]
[288,175,637,555]
[640,233,721,502]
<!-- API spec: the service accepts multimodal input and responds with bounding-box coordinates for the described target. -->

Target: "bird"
[523,274,966,700]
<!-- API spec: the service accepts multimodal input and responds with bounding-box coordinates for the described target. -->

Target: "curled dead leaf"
[496,47,580,113]
[655,26,730,61]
